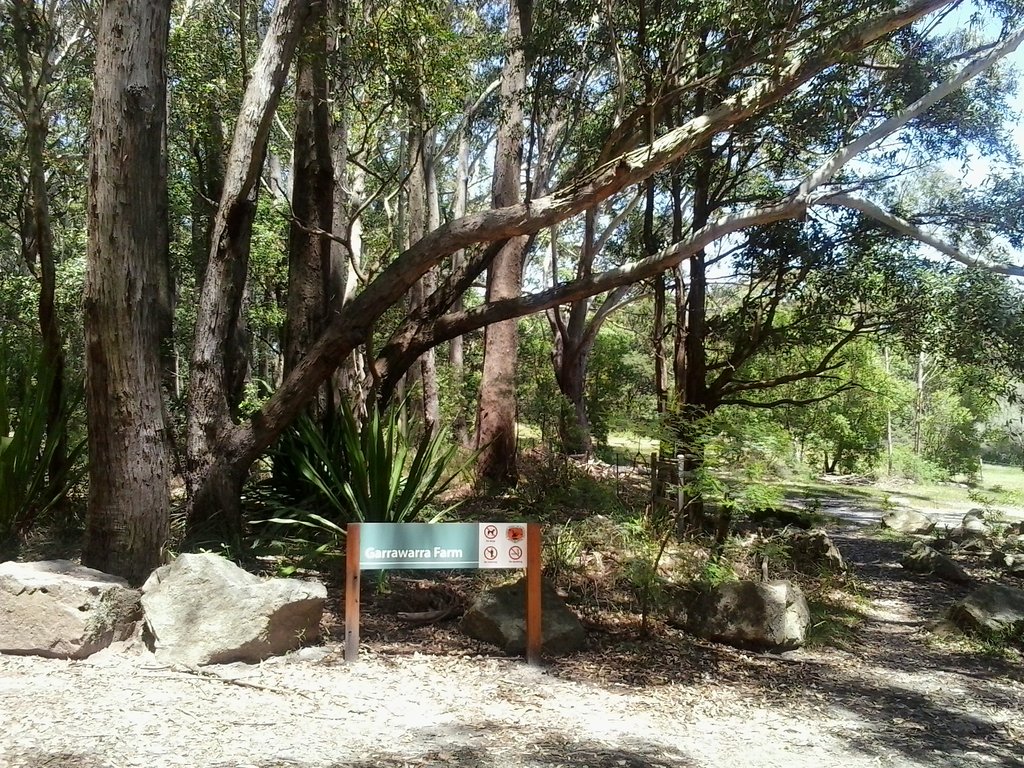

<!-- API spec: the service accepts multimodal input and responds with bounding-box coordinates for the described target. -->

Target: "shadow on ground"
[245,737,695,768]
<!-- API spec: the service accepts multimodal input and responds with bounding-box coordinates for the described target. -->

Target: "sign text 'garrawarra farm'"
[357,522,528,570]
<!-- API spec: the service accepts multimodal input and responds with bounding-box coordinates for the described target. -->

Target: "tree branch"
[719,383,859,409]
[827,193,1024,277]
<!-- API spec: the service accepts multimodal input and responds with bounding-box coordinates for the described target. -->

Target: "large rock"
[141,553,326,666]
[948,584,1024,638]
[786,530,845,573]
[687,580,810,651]
[881,508,935,534]
[0,560,140,659]
[459,577,585,655]
[900,541,969,584]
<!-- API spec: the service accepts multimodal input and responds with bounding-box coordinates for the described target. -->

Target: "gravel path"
[2,517,1022,767]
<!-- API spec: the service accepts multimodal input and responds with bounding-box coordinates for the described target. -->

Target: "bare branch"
[827,193,1024,277]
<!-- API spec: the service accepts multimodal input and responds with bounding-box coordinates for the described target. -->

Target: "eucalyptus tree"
[84,0,172,582]
[474,0,532,483]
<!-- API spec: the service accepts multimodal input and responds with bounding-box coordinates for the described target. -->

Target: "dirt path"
[2,518,1022,768]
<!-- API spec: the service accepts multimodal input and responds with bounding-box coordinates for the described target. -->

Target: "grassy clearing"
[874,463,1024,516]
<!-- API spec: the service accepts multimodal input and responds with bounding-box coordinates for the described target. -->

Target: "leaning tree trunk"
[475,0,530,485]
[180,0,953,533]
[83,0,172,584]
[186,0,312,538]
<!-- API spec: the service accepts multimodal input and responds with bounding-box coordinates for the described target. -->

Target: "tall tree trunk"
[83,0,172,584]
[284,2,334,419]
[475,0,530,485]
[448,97,472,445]
[885,347,894,475]
[555,344,592,455]
[406,106,440,434]
[675,95,715,537]
[553,210,594,455]
[649,212,671,492]
[11,0,66,496]
[914,350,926,456]
[420,124,442,432]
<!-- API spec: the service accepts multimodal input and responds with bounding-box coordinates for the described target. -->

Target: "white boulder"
[141,553,326,666]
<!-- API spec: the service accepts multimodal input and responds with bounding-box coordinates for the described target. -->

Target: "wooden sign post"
[344,522,543,665]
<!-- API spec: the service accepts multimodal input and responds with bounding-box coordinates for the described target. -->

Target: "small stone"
[786,530,845,573]
[989,550,1024,576]
[901,541,970,584]
[960,509,991,539]
[948,584,1024,638]
[881,508,935,534]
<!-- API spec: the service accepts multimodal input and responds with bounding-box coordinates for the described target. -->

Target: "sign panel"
[357,522,528,570]
[345,522,541,664]
[478,522,527,569]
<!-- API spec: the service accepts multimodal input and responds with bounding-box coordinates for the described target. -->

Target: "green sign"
[358,522,528,570]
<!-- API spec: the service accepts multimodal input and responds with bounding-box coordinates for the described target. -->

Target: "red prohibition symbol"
[483,546,498,561]
[484,525,498,540]
[508,545,523,560]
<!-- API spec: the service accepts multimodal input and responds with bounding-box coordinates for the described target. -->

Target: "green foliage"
[544,521,585,576]
[585,326,656,444]
[252,402,466,560]
[0,344,84,547]
[519,452,626,520]
[697,558,736,588]
[888,446,948,483]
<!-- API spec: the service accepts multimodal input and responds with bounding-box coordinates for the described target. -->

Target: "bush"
[251,402,466,560]
[887,446,948,483]
[0,344,84,547]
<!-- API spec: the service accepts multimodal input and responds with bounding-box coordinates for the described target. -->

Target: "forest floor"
[2,476,1023,768]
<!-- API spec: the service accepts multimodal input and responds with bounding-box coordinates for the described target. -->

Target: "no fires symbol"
[508,545,523,560]
[484,525,498,540]
[483,546,498,561]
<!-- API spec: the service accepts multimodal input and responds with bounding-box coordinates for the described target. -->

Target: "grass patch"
[876,463,1024,515]
[806,597,866,650]
[928,626,1024,663]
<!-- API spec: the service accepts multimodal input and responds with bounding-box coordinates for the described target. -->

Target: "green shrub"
[888,446,948,483]
[0,344,84,547]
[252,402,467,559]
